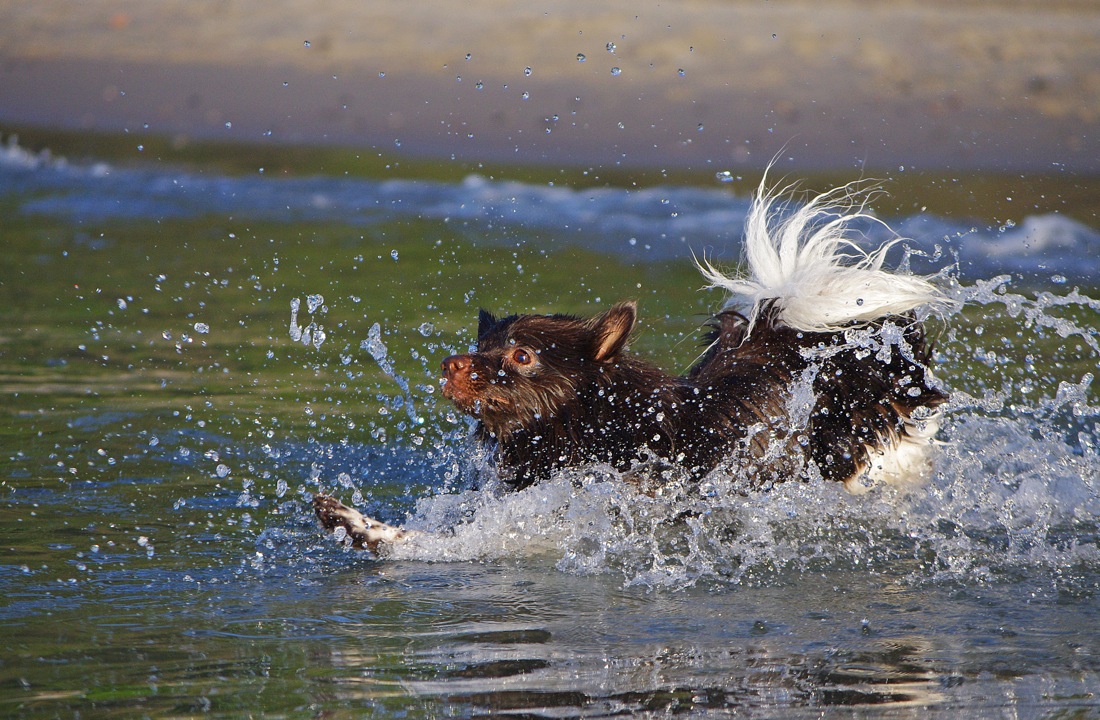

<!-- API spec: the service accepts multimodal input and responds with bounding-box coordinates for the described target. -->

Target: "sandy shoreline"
[2,0,1099,172]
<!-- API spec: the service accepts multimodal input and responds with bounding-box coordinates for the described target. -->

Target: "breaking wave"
[4,135,1099,276]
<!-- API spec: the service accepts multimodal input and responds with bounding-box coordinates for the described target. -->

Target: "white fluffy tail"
[698,176,945,332]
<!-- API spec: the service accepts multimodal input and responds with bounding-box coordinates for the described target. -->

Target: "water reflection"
[4,432,1098,717]
[293,562,1046,717]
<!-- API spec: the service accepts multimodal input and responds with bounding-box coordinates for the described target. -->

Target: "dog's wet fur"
[314,178,950,553]
[440,302,943,491]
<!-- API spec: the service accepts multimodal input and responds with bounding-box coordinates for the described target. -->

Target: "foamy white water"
[3,137,1099,278]
[343,274,1100,589]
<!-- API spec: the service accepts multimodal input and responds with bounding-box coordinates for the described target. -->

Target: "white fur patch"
[697,176,947,332]
[844,412,942,493]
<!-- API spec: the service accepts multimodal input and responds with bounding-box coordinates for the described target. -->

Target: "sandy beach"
[2,0,1098,171]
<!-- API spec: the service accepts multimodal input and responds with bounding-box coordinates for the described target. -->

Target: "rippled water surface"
[2,140,1099,717]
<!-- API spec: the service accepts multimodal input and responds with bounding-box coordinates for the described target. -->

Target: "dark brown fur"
[441,302,946,491]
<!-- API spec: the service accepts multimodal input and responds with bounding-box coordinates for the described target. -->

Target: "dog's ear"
[477,309,497,340]
[589,301,637,362]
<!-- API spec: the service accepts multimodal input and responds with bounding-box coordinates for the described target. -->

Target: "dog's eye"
[511,348,533,365]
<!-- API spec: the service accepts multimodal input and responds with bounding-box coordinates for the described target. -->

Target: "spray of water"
[335,278,1100,590]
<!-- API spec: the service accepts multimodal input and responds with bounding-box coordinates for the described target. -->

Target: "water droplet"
[465,53,472,61]
[715,170,734,183]
[306,294,324,313]
[576,53,586,63]
[378,71,386,78]
[194,322,209,334]
[418,322,435,336]
[116,298,127,310]
[610,67,622,76]
[362,323,388,362]
[215,463,230,478]
[856,298,864,306]
[1052,274,1067,284]
[677,68,685,77]
[524,66,532,76]
[475,81,483,90]
[390,249,399,261]
[771,33,777,39]
[697,123,704,132]
[606,42,617,53]
[521,91,530,100]
[303,40,311,48]
[224,121,232,129]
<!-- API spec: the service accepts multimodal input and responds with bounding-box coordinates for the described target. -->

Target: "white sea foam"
[3,137,1098,278]
[0,135,65,171]
[971,214,1100,262]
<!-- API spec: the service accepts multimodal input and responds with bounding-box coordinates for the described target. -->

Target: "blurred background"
[3,0,1099,173]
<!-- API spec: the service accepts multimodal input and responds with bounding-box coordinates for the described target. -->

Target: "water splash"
[372,283,1099,589]
[362,323,421,427]
[9,137,1094,588]
[289,295,327,349]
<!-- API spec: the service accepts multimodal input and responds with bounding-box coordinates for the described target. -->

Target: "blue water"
[2,137,1099,717]
[4,137,1099,277]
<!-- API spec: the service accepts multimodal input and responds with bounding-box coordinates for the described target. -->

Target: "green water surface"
[2,138,1099,718]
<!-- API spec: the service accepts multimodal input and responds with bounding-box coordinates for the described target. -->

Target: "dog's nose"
[442,354,471,378]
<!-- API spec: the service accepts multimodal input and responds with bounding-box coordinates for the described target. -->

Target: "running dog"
[315,178,948,552]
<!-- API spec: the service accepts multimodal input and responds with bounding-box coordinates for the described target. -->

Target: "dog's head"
[441,302,637,438]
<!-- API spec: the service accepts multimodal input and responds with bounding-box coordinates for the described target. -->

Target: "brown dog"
[315,179,948,553]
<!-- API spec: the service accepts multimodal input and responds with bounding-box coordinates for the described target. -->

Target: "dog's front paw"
[313,494,408,553]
